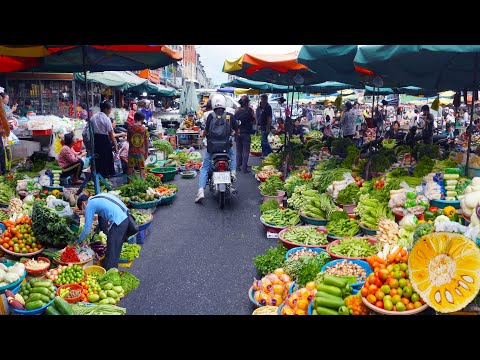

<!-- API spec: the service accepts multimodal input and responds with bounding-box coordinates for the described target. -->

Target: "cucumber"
[106,290,118,298]
[103,283,114,290]
[112,286,123,294]
[25,300,45,310]
[54,297,74,315]
[323,274,347,288]
[106,297,117,305]
[45,305,61,315]
[315,296,345,310]
[26,293,49,304]
[49,292,55,300]
[314,306,339,315]
[29,287,51,296]
[32,280,53,288]
[315,291,344,300]
[316,283,343,297]
[99,299,110,305]
[99,291,107,300]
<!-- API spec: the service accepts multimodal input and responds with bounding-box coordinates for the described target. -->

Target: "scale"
[145,153,157,166]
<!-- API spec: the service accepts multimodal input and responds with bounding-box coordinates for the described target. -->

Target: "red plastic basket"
[56,283,84,303]
[32,129,52,136]
[73,139,83,152]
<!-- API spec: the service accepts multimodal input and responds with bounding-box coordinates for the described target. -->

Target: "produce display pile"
[261,209,300,227]
[281,227,328,246]
[328,237,381,258]
[259,175,284,196]
[300,191,338,220]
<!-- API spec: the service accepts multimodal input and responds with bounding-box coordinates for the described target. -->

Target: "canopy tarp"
[234,88,260,95]
[221,78,289,93]
[179,80,199,115]
[223,51,323,85]
[217,87,235,93]
[74,71,147,90]
[297,45,363,86]
[354,45,480,90]
[127,81,177,96]
[300,81,355,94]
[364,85,395,95]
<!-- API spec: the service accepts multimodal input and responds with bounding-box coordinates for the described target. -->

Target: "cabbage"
[4,272,19,283]
[434,215,450,226]
[23,195,35,205]
[399,214,418,231]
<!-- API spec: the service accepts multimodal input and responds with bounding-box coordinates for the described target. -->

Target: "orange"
[297,298,309,310]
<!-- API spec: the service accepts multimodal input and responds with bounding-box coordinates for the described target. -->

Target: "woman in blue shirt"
[76,193,129,270]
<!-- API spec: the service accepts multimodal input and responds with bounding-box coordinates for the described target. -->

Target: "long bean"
[328,237,380,258]
[71,303,126,315]
[283,227,328,246]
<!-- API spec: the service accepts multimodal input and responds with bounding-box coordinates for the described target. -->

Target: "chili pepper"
[423,211,436,221]
[429,206,439,213]
[60,245,80,263]
[436,209,445,217]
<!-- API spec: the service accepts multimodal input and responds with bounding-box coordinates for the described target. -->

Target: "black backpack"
[207,113,231,154]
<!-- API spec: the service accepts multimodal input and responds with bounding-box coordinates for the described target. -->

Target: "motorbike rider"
[195,94,238,203]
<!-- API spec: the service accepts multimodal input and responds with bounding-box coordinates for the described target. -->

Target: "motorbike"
[207,152,237,209]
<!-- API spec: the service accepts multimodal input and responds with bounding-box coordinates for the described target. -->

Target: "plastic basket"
[429,198,461,210]
[129,198,161,209]
[9,285,56,315]
[285,246,325,260]
[83,265,106,277]
[298,211,328,226]
[136,228,147,244]
[159,192,176,205]
[321,259,373,289]
[127,234,137,244]
[278,226,328,249]
[359,224,378,236]
[137,218,152,231]
[260,189,285,205]
[32,129,52,136]
[43,185,64,192]
[326,238,378,260]
[22,256,51,276]
[0,261,27,294]
[56,283,83,303]
[180,171,196,179]
[149,167,177,181]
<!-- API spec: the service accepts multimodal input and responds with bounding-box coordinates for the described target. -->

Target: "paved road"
[119,152,273,314]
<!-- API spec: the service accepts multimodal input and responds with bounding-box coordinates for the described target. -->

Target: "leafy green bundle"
[31,201,77,247]
[253,243,287,277]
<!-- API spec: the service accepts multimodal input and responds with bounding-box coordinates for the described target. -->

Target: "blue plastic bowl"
[321,259,373,289]
[248,286,261,308]
[277,303,284,315]
[289,281,296,294]
[9,284,57,315]
[308,300,314,315]
[285,246,325,261]
[0,261,27,295]
[429,198,461,209]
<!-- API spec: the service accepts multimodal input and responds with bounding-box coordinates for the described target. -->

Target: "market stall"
[249,127,480,315]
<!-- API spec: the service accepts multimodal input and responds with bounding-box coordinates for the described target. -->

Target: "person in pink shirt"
[57,133,86,185]
[118,139,129,174]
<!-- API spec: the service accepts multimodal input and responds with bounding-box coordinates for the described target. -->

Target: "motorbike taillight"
[216,161,227,171]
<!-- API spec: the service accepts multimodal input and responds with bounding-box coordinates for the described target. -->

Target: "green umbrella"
[221,78,289,93]
[74,70,147,90]
[364,85,395,95]
[297,45,363,86]
[300,81,354,94]
[354,45,480,90]
[127,81,177,96]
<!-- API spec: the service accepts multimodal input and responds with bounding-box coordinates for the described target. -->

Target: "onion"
[52,270,58,276]
[54,275,58,280]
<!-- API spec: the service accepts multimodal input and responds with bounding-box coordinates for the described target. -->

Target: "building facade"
[183,45,197,84]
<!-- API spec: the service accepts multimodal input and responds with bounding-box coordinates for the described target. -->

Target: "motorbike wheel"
[219,191,225,209]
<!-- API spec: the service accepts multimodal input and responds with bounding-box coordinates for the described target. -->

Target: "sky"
[196,45,302,86]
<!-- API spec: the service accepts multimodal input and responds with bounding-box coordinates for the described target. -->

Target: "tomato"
[410,293,420,303]
[383,298,393,311]
[25,245,30,250]
[37,244,43,249]
[17,233,23,240]
[389,279,399,289]
[367,274,377,284]
[364,281,370,288]
[397,288,403,297]
[368,284,378,295]
[375,300,384,309]
[406,303,415,310]
[401,297,410,305]
[396,302,406,312]
[378,268,389,281]
[374,290,385,301]
[398,278,408,288]
[8,247,13,251]
[400,263,408,271]
[393,271,403,280]
[373,279,383,289]
[400,270,406,278]
[414,301,423,309]
[380,284,390,294]
[366,294,376,304]
[360,287,368,297]
[391,295,401,305]
[402,286,413,298]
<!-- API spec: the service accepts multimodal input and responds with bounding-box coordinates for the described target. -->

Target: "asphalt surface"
[119,150,273,315]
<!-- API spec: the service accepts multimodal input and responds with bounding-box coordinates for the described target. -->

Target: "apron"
[94,134,115,177]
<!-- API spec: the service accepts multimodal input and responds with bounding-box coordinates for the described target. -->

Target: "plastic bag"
[46,198,74,217]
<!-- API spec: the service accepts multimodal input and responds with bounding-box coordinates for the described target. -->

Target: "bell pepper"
[423,211,436,221]
[406,192,416,200]
[448,213,459,223]
[338,306,350,315]
[436,209,445,217]
[429,206,439,213]
[417,219,426,224]
[42,190,49,195]
[443,206,456,217]
[418,200,429,208]
[404,199,417,208]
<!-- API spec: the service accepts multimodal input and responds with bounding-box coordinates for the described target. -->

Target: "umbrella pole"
[81,46,100,195]
[466,53,479,176]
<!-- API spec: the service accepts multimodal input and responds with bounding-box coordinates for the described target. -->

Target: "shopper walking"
[257,94,273,157]
[235,95,256,173]
[127,111,149,179]
[323,103,335,123]
[79,102,88,120]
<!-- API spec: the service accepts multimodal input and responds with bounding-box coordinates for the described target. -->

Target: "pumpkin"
[408,232,480,313]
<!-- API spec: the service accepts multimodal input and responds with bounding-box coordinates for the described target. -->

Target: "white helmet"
[211,94,226,110]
